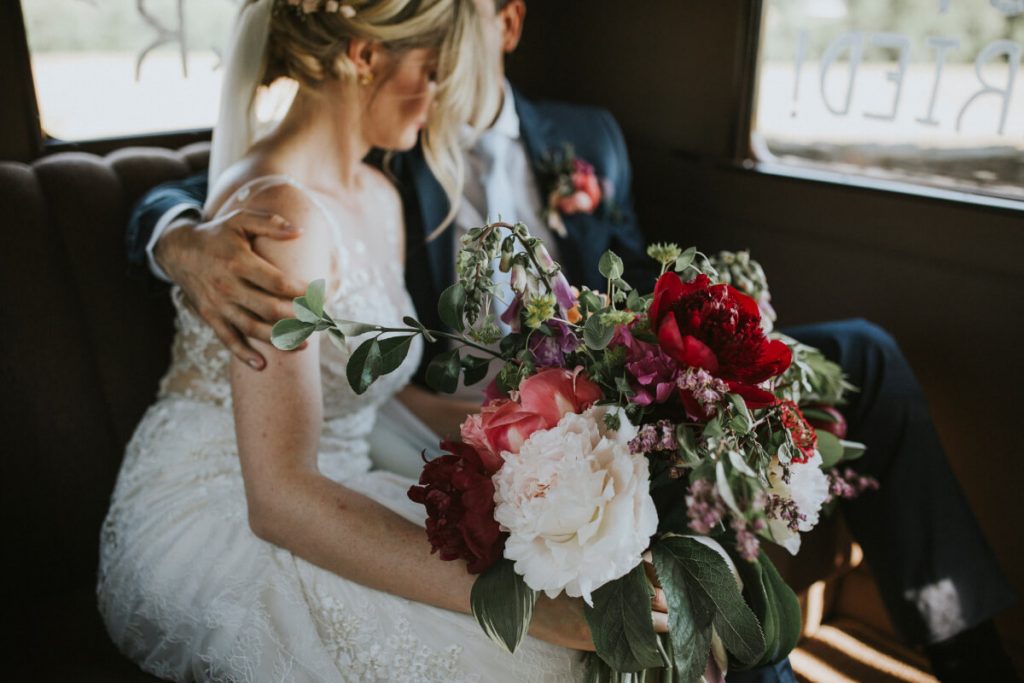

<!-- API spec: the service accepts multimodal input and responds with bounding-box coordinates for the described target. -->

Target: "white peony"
[766,451,830,555]
[493,406,659,605]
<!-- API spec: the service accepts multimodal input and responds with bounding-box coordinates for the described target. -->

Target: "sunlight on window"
[754,0,1024,200]
[23,0,293,141]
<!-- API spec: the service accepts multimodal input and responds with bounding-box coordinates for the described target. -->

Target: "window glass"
[23,0,293,141]
[754,0,1024,201]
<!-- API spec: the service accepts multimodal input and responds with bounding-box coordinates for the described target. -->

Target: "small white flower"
[493,406,659,605]
[765,451,829,554]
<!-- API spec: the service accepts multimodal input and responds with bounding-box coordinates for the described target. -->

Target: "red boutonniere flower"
[646,272,793,413]
[539,144,610,238]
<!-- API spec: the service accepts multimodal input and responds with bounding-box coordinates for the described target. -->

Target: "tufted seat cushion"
[0,143,209,681]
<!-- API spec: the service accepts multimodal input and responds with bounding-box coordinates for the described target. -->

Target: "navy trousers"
[783,319,1014,645]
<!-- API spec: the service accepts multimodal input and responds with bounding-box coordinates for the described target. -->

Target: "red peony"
[647,272,792,409]
[407,441,505,574]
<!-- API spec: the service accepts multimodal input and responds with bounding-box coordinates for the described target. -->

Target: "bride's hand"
[155,208,307,368]
[529,563,669,652]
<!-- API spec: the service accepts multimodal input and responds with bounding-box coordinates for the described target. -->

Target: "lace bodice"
[157,175,423,476]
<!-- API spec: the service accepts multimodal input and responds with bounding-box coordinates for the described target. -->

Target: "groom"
[126,1,1016,681]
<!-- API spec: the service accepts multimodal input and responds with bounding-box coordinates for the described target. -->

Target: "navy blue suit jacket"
[126,88,657,381]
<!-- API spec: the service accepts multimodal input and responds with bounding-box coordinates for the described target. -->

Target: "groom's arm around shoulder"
[126,172,209,280]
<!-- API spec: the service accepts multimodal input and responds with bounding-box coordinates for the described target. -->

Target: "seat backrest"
[0,143,209,606]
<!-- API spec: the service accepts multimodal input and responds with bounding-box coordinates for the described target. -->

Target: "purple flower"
[612,327,679,406]
[685,479,726,534]
[529,319,580,367]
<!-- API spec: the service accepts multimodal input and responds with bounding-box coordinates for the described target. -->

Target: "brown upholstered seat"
[0,144,209,681]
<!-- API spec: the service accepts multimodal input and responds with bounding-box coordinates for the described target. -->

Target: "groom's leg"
[781,319,1014,646]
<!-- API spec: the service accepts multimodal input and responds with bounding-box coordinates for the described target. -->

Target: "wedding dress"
[97,176,586,682]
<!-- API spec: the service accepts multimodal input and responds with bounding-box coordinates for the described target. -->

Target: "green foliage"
[598,251,625,280]
[426,349,462,394]
[346,338,383,395]
[470,559,538,654]
[271,319,316,351]
[734,551,802,669]
[584,311,616,350]
[585,565,666,672]
[815,429,845,469]
[654,536,766,676]
[461,355,491,386]
[438,283,467,333]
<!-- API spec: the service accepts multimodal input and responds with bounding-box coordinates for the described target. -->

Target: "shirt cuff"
[146,203,202,283]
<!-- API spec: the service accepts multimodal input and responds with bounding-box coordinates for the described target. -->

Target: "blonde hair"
[259,0,501,236]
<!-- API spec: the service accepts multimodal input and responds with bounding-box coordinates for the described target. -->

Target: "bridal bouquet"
[272,223,876,681]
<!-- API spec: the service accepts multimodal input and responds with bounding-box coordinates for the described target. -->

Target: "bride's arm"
[396,384,480,439]
[230,187,595,648]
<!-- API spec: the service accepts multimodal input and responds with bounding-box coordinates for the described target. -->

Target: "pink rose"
[459,368,604,465]
[518,367,604,428]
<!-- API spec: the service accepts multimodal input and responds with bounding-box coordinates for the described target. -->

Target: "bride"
[96,1,673,680]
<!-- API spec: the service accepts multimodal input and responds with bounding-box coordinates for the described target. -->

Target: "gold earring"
[359,71,374,86]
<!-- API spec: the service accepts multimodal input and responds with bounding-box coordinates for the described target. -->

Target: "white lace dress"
[97,176,586,682]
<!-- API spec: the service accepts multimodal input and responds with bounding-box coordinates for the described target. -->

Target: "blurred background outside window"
[23,0,294,142]
[755,0,1024,201]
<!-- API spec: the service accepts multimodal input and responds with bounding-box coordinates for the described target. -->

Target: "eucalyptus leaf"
[403,316,437,343]
[461,355,491,386]
[377,335,414,375]
[327,327,347,353]
[728,450,757,478]
[584,313,615,350]
[271,318,315,351]
[815,429,845,469]
[584,565,664,672]
[346,338,383,395]
[439,283,467,333]
[426,349,462,394]
[470,558,537,654]
[703,415,723,440]
[598,250,625,280]
[674,247,697,273]
[676,425,703,467]
[716,461,743,516]
[727,394,753,434]
[292,297,321,324]
[305,279,326,317]
[626,289,645,313]
[336,320,379,337]
[840,439,867,462]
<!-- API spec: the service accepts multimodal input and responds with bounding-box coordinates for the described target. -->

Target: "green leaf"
[584,564,665,672]
[425,349,462,394]
[336,320,378,337]
[584,312,615,350]
[292,297,320,324]
[439,283,467,333]
[327,327,347,353]
[652,541,714,683]
[727,393,754,434]
[756,552,802,664]
[271,318,316,351]
[470,558,537,654]
[676,424,703,467]
[346,338,383,394]
[598,250,625,280]
[815,429,845,469]
[377,335,414,375]
[655,536,765,668]
[461,355,491,386]
[734,555,779,669]
[402,316,437,343]
[626,289,645,313]
[703,415,723,440]
[579,290,605,316]
[840,439,867,462]
[305,279,326,317]
[674,246,698,273]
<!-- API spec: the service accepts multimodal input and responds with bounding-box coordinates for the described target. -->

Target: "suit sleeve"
[596,110,659,289]
[125,173,209,280]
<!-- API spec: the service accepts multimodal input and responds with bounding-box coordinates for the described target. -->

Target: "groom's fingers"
[651,587,667,613]
[206,314,266,371]
[226,304,273,344]
[243,252,308,301]
[231,208,300,240]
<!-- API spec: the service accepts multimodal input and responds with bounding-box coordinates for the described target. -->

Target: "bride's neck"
[259,84,370,190]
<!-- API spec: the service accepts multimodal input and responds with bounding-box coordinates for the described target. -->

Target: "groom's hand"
[154,208,307,370]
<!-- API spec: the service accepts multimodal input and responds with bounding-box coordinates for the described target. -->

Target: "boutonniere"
[538,144,615,238]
